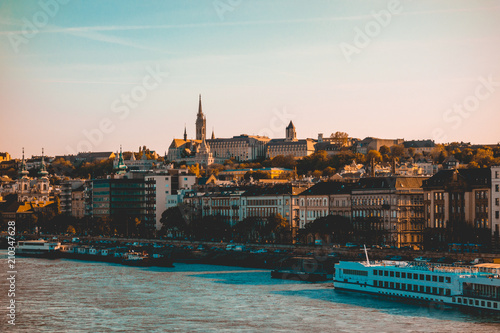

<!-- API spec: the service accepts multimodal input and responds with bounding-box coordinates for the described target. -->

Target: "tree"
[330,131,349,146]
[322,167,336,177]
[67,225,76,234]
[267,213,290,243]
[299,214,352,244]
[390,145,405,159]
[244,170,270,180]
[233,217,261,243]
[379,145,390,155]
[159,207,186,238]
[188,164,201,177]
[366,150,383,163]
[270,155,296,169]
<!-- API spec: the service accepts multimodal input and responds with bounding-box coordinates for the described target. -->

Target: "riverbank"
[4,234,499,271]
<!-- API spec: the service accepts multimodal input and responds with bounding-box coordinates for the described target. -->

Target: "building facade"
[492,166,500,243]
[422,168,492,250]
[145,168,197,230]
[351,177,426,249]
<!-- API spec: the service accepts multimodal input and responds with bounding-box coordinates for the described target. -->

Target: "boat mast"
[364,244,370,266]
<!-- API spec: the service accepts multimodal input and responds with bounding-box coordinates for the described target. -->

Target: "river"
[0,251,499,332]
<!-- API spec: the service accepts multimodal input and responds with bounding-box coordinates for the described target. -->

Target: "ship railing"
[369,261,500,276]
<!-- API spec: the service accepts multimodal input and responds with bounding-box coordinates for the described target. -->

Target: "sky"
[1,0,499,159]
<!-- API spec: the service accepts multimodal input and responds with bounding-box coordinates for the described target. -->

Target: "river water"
[0,251,499,332]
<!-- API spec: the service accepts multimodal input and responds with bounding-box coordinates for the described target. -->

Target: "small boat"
[16,239,60,259]
[121,251,150,267]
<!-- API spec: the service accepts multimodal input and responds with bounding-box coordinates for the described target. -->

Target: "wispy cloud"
[1,4,498,36]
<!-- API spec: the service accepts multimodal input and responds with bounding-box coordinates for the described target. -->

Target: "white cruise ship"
[334,259,500,312]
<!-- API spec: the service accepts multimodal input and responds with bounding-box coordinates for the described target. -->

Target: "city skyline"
[1,0,500,158]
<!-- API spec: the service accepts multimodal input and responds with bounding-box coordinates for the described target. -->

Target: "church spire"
[198,94,203,116]
[195,94,206,141]
[211,127,215,140]
[114,145,127,174]
[19,147,29,178]
[184,124,187,141]
[38,148,48,178]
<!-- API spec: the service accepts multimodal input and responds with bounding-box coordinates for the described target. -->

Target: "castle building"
[266,122,316,159]
[167,95,270,164]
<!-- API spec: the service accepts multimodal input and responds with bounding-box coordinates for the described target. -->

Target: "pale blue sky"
[1,0,499,158]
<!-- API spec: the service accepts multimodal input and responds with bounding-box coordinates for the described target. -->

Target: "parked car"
[433,256,453,264]
[233,245,246,252]
[470,258,484,265]
[345,243,358,248]
[413,256,431,262]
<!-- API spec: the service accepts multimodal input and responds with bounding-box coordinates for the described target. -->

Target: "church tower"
[195,94,206,141]
[17,148,30,201]
[285,121,297,142]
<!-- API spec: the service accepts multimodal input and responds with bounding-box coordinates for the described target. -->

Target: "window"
[496,184,500,192]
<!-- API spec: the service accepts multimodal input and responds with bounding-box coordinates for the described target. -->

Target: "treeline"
[159,207,292,243]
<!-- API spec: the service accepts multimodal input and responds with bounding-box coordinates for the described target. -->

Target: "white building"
[146,168,197,230]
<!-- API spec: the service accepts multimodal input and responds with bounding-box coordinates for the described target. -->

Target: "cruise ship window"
[420,274,424,280]
[384,271,388,277]
[402,272,406,278]
[432,276,437,282]
[395,272,400,278]
[439,276,444,283]
[426,275,431,281]
[390,271,394,277]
